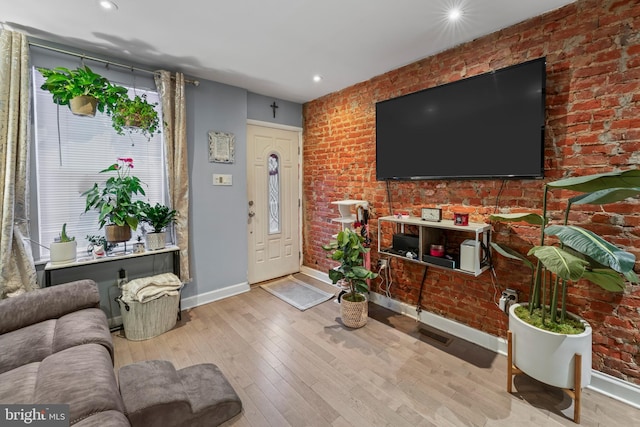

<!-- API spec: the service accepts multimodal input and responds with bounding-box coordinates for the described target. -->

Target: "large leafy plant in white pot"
[490,169,640,392]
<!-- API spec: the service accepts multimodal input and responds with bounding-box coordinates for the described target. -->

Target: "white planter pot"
[49,240,77,265]
[509,303,592,389]
[145,232,166,251]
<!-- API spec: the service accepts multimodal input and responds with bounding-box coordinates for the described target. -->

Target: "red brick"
[302,0,640,386]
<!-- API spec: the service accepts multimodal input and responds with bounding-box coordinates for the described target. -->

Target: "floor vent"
[419,328,453,346]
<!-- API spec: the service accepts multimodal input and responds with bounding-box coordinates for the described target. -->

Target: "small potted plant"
[37,65,128,117]
[322,228,378,328]
[133,235,145,254]
[138,202,178,250]
[110,94,161,140]
[82,157,146,243]
[49,223,77,265]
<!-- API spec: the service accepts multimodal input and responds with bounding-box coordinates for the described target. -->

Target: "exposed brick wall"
[302,0,640,385]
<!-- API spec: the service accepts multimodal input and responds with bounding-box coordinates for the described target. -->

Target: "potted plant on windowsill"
[138,202,177,250]
[49,223,77,265]
[82,157,146,243]
[111,94,161,140]
[490,169,640,394]
[37,65,128,117]
[322,228,378,328]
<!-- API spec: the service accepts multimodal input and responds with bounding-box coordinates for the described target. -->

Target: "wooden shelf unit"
[377,215,491,276]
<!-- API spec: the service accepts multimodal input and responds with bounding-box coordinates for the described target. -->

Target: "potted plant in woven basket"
[323,228,378,328]
[37,65,127,117]
[82,157,146,243]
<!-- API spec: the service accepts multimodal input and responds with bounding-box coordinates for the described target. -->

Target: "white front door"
[247,123,300,284]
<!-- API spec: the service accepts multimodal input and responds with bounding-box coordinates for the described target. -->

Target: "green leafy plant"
[37,65,127,114]
[138,202,178,233]
[490,169,640,333]
[322,228,378,302]
[81,157,146,230]
[85,234,118,253]
[58,223,75,242]
[110,94,161,139]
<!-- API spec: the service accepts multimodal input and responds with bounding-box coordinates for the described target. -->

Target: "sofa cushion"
[0,320,55,374]
[72,410,131,427]
[0,280,101,334]
[52,308,114,361]
[0,362,39,404]
[0,308,114,375]
[35,344,125,425]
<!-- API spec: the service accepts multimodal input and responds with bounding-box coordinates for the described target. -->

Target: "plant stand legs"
[506,330,582,424]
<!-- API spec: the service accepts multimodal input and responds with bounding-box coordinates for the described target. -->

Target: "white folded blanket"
[121,273,183,303]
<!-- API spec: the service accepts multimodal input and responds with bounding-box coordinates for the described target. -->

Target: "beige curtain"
[0,30,38,298]
[154,71,191,282]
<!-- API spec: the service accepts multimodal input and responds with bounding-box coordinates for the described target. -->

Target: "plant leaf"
[547,169,640,192]
[545,225,636,274]
[490,242,535,269]
[624,269,640,283]
[489,212,545,225]
[528,245,588,281]
[570,187,640,205]
[581,268,626,292]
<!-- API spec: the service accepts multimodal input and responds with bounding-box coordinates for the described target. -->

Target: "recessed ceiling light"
[99,0,118,11]
[313,75,323,83]
[448,8,462,21]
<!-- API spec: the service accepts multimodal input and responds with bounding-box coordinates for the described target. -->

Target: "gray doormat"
[260,275,335,311]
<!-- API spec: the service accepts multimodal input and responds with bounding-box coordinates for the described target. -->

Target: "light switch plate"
[213,174,232,186]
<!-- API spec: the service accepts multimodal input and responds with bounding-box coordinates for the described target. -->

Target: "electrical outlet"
[502,288,518,303]
[378,259,388,269]
[117,268,128,288]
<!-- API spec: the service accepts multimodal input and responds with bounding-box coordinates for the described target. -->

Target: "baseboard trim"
[301,267,640,409]
[180,282,250,310]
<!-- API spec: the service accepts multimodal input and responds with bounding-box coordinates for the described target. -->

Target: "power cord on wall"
[377,258,393,298]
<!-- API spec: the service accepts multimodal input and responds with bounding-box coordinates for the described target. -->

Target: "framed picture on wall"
[208,131,235,163]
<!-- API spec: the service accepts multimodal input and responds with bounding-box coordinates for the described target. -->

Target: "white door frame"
[246,119,303,278]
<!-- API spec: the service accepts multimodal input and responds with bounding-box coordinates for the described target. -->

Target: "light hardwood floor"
[112,276,640,427]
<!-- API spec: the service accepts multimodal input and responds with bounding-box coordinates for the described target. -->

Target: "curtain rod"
[29,41,200,86]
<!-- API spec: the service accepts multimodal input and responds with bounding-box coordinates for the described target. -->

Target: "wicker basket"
[340,294,368,328]
[118,293,179,341]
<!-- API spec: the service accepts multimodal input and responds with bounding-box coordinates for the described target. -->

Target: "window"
[268,153,280,234]
[31,67,167,260]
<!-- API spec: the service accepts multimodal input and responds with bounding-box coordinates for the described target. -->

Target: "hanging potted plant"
[111,94,161,140]
[49,223,77,265]
[138,202,178,250]
[37,65,127,117]
[322,228,378,328]
[82,157,146,243]
[490,169,640,395]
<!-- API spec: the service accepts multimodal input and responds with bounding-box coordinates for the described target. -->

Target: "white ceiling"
[2,0,577,104]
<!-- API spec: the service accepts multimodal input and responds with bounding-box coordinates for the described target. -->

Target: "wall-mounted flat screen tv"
[375,57,546,181]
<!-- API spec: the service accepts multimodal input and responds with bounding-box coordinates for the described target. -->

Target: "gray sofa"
[0,279,130,426]
[0,279,243,427]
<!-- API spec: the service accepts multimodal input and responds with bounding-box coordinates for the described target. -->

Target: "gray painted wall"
[29,42,303,321]
[247,92,303,127]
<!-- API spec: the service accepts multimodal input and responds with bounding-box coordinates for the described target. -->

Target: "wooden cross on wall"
[270,101,279,118]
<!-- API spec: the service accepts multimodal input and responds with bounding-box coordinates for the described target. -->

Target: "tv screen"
[375,57,546,181]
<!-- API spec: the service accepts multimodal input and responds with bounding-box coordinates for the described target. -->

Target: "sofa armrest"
[0,279,101,334]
